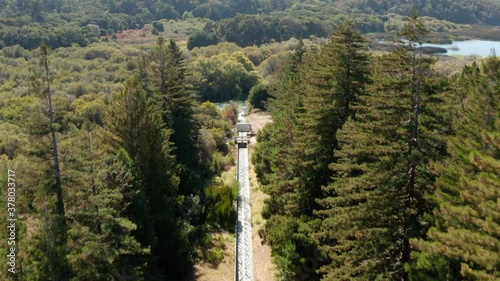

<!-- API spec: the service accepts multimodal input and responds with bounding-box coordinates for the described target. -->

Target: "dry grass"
[219,164,237,187]
[248,142,276,281]
[184,232,236,281]
[247,111,275,281]
[247,111,273,133]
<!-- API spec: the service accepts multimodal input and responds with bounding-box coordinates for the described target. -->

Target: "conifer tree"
[39,43,70,281]
[317,54,412,280]
[317,15,448,280]
[252,40,311,280]
[261,22,371,279]
[148,37,201,194]
[57,125,147,280]
[411,57,500,280]
[296,20,371,215]
[164,39,201,193]
[40,43,65,219]
[254,21,372,280]
[105,76,192,279]
[254,39,306,217]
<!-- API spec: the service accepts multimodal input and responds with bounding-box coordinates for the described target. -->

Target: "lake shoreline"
[367,25,500,57]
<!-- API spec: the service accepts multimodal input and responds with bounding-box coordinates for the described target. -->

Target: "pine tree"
[252,40,310,280]
[40,43,65,219]
[317,54,412,280]
[105,76,192,279]
[317,15,448,280]
[164,39,201,193]
[254,39,306,217]
[57,124,147,280]
[411,57,500,280]
[296,19,371,216]
[254,21,372,280]
[148,37,201,194]
[39,43,70,281]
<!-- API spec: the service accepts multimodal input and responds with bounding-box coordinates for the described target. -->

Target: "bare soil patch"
[247,111,272,133]
[247,111,272,144]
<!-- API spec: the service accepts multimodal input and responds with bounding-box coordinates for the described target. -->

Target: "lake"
[378,39,500,57]
[421,40,500,57]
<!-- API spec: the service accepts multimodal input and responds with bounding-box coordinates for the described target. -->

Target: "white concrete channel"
[236,133,254,281]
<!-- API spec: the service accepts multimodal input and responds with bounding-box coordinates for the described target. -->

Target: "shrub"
[248,83,271,111]
[69,83,88,98]
[187,31,219,50]
[190,52,259,101]
[221,102,239,125]
[152,21,164,32]
[2,45,31,59]
[205,182,236,230]
[126,60,136,71]
[207,248,224,264]
[83,46,115,60]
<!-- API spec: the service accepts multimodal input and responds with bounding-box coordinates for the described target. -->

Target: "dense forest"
[0,0,499,280]
[1,0,500,49]
[253,16,499,281]
[0,35,242,279]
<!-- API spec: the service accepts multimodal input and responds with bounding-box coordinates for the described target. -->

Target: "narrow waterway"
[215,100,247,123]
[215,101,254,280]
[236,144,254,281]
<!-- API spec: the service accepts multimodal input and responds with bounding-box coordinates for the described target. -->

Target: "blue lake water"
[379,39,500,57]
[422,40,500,57]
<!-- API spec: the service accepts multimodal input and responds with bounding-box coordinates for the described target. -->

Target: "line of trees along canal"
[253,16,499,281]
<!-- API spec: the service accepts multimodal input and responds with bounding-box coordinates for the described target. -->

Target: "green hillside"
[1,0,500,49]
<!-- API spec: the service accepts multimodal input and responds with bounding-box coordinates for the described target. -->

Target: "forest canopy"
[1,0,499,49]
[0,0,499,279]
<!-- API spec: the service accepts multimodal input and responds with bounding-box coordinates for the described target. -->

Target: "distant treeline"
[188,13,468,49]
[1,0,499,49]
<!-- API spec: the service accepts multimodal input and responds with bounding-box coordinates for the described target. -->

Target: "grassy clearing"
[219,164,237,187]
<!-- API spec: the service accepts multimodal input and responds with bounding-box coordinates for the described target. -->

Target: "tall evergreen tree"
[411,57,500,281]
[254,39,306,217]
[316,15,448,280]
[253,40,310,280]
[38,43,70,281]
[254,21,372,280]
[148,37,201,194]
[58,125,147,280]
[40,43,65,219]
[105,76,192,279]
[317,53,412,280]
[296,19,371,216]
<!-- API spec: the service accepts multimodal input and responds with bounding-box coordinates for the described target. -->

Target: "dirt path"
[236,145,254,281]
[246,111,275,281]
[247,112,272,134]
